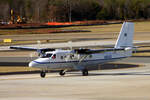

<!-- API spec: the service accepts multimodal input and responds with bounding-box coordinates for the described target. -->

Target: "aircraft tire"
[40,71,46,78]
[82,69,88,76]
[59,70,65,76]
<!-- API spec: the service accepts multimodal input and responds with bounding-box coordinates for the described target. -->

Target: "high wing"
[10,46,127,55]
[10,46,55,55]
[10,46,37,51]
[74,48,126,54]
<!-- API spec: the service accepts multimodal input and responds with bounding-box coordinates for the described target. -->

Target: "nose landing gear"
[40,70,67,78]
[82,69,88,76]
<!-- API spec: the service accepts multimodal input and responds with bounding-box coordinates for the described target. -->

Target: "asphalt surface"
[1,40,150,51]
[0,29,150,100]
[0,57,150,100]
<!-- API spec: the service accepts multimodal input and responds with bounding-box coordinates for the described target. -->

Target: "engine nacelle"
[125,47,132,51]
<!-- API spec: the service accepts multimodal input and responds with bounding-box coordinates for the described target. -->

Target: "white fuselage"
[9,22,134,77]
[29,49,132,71]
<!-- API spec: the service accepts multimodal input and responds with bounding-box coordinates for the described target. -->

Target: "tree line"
[0,0,150,23]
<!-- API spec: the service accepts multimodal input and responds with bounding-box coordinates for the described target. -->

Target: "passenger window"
[41,53,52,58]
[61,56,63,59]
[89,55,92,58]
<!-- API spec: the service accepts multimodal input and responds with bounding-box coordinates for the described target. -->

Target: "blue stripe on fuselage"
[33,57,126,64]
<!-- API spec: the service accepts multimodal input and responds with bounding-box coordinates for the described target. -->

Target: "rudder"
[115,22,134,48]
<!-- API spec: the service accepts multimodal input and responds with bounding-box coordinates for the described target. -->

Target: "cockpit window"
[52,54,56,59]
[41,53,53,58]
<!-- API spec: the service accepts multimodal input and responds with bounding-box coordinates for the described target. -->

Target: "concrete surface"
[1,24,150,100]
[1,40,150,51]
[0,57,150,100]
[0,67,150,100]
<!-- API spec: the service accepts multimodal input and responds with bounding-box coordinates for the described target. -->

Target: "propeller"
[29,52,38,60]
[68,41,73,50]
[37,40,41,49]
[29,40,41,60]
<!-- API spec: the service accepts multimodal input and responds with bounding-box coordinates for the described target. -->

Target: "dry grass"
[0,39,68,46]
[1,21,150,46]
[0,67,39,73]
[60,24,122,33]
[133,52,150,56]
[1,21,150,35]
[0,28,57,35]
[134,21,150,32]
[0,51,37,57]
[133,45,150,57]
[62,21,150,33]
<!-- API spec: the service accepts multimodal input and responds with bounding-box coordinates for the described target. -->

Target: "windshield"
[41,53,53,58]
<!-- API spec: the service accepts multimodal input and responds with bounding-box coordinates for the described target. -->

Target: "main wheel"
[82,69,88,76]
[40,71,46,78]
[59,70,66,76]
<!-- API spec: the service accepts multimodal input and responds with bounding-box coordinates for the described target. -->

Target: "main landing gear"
[82,69,88,76]
[40,71,46,78]
[40,69,88,78]
[40,70,66,78]
[59,70,66,76]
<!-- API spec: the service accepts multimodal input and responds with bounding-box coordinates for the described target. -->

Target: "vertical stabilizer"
[115,22,134,48]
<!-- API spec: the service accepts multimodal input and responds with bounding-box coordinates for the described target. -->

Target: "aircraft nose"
[29,61,37,68]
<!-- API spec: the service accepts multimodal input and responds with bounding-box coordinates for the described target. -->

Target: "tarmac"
[0,57,150,100]
[0,29,150,100]
[1,40,150,51]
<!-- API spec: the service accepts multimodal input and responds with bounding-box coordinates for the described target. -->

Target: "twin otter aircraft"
[10,22,134,78]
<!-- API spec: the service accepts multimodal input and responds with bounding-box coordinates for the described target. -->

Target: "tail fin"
[115,22,134,48]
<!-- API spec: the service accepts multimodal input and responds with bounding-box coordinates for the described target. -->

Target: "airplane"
[10,22,134,78]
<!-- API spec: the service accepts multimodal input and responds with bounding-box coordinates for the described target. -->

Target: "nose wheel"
[59,70,66,76]
[40,71,46,78]
[82,69,88,76]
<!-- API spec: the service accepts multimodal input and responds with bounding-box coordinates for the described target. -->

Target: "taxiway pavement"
[0,57,150,100]
[1,40,150,51]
